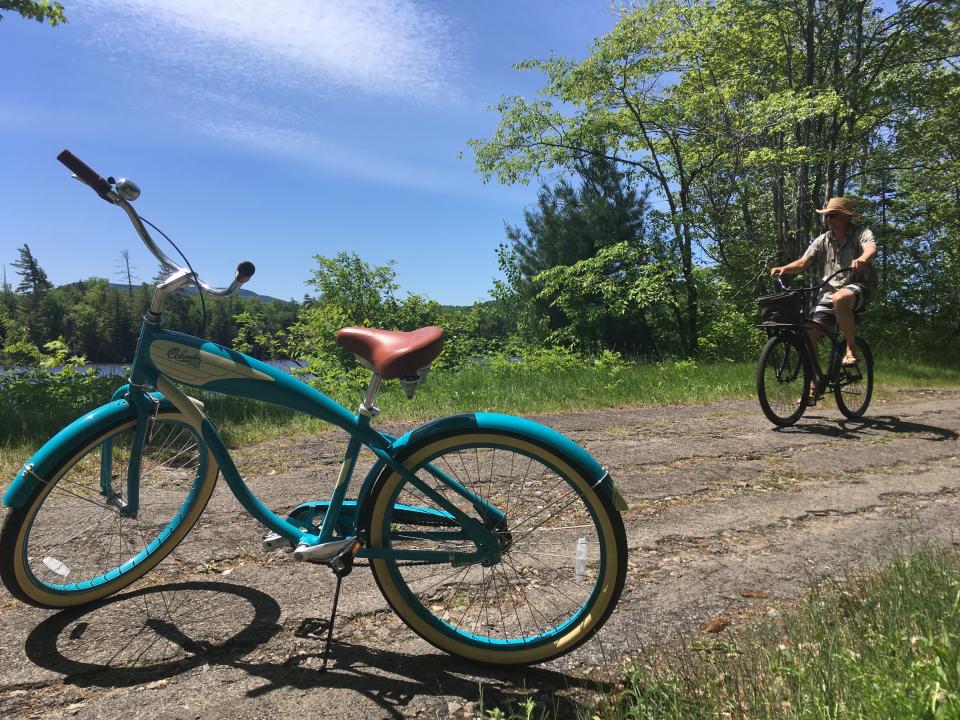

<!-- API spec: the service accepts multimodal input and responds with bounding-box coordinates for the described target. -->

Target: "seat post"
[359,373,382,418]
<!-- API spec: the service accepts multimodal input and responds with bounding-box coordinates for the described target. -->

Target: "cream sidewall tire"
[368,431,625,665]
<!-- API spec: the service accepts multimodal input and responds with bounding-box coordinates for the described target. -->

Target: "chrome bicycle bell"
[115,178,141,201]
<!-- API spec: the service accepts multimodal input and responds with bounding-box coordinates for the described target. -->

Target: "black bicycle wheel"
[757,333,811,427]
[834,337,874,418]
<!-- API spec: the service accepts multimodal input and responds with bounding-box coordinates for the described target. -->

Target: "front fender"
[3,396,176,508]
[357,412,627,526]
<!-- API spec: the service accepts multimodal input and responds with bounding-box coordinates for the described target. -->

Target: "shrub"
[0,338,115,445]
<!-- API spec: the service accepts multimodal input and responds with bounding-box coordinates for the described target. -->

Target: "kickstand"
[319,572,344,673]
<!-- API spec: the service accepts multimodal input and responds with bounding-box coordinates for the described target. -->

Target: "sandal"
[841,355,859,366]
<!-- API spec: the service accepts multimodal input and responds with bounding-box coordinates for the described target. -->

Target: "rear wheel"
[366,429,628,665]
[757,333,812,427]
[0,410,217,607]
[834,337,874,418]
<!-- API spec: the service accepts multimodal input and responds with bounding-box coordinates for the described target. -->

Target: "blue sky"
[1,1,621,305]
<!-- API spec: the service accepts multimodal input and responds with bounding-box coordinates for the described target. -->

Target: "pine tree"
[11,244,53,296]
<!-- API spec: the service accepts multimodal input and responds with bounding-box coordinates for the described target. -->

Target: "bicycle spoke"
[22,417,204,591]
[375,439,610,652]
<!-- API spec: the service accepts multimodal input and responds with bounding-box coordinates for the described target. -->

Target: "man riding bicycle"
[770,197,877,369]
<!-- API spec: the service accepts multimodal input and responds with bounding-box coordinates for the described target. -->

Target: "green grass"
[585,547,960,720]
[877,355,960,389]
[476,548,960,720]
[380,359,757,418]
[3,354,958,457]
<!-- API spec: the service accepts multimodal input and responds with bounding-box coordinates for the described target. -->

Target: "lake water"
[1,359,305,378]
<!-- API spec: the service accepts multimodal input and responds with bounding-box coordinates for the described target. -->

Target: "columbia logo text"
[166,347,201,369]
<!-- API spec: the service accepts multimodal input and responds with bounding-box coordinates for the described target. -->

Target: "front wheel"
[757,333,812,427]
[366,429,628,665]
[0,410,218,607]
[834,337,874,418]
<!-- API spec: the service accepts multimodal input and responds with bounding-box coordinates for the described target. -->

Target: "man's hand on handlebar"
[770,256,812,277]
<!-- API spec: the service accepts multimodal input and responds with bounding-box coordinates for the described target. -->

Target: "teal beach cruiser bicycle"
[0,151,628,667]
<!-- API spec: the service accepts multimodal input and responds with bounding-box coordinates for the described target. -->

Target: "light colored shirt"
[801,226,876,303]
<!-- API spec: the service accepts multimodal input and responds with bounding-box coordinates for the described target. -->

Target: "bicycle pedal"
[262,530,292,552]
[293,536,358,563]
[329,538,363,576]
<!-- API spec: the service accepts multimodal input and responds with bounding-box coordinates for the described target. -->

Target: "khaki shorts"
[811,284,865,326]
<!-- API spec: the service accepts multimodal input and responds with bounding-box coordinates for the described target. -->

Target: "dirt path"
[2,389,958,719]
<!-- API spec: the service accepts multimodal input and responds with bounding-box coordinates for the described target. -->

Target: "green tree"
[11,244,56,345]
[0,1,66,25]
[495,157,661,353]
[471,0,959,356]
[535,242,673,356]
[506,158,649,280]
[12,244,52,296]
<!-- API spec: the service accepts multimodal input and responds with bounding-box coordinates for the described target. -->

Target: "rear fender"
[356,412,627,534]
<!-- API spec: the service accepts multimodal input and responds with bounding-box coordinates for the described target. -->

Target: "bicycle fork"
[95,384,160,518]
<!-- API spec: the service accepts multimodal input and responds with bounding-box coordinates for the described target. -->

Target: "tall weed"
[591,548,960,720]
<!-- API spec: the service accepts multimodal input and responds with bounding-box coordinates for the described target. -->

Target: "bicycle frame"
[1,315,526,565]
[765,319,862,395]
[131,319,514,563]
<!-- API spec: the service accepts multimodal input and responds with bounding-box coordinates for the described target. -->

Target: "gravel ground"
[1,388,958,719]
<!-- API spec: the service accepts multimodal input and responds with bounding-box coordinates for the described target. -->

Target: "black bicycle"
[755,268,874,427]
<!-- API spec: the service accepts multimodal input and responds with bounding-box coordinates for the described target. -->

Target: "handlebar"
[57,150,114,200]
[774,267,853,293]
[56,149,255,297]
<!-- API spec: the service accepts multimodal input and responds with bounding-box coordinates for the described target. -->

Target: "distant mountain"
[167,284,293,305]
[91,281,294,305]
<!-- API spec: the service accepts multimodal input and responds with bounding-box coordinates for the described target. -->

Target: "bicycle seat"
[336,326,444,379]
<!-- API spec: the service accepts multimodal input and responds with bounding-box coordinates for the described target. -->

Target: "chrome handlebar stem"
[110,193,249,313]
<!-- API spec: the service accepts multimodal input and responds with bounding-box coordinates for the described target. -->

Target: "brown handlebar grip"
[56,149,113,200]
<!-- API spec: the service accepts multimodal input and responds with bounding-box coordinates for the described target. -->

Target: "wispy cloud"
[80,0,462,103]
[189,115,469,194]
[72,0,470,190]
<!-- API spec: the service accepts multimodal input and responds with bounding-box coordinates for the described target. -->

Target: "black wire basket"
[758,289,803,325]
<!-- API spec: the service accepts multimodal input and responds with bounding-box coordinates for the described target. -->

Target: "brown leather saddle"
[335,326,444,379]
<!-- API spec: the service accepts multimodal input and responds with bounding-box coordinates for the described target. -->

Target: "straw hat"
[815,197,857,217]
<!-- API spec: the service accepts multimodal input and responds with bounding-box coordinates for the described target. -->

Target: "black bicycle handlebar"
[56,149,114,201]
[236,261,256,283]
[774,266,853,293]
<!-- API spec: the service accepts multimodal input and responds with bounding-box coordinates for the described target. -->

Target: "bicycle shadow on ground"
[231,635,604,719]
[775,414,958,442]
[24,580,283,686]
[24,580,605,719]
